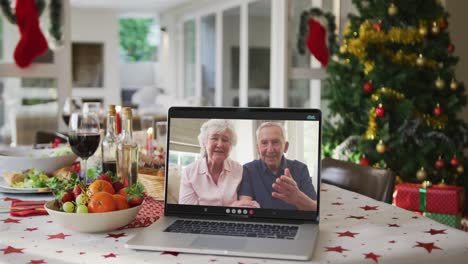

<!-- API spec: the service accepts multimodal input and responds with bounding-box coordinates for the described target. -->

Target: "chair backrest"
[321,157,396,203]
[34,130,68,148]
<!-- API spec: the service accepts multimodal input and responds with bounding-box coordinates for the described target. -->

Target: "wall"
[446,1,468,128]
[70,8,120,106]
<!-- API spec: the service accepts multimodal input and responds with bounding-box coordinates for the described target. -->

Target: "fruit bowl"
[44,200,142,233]
[0,147,77,175]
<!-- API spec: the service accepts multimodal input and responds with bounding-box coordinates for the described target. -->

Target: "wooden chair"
[321,157,396,203]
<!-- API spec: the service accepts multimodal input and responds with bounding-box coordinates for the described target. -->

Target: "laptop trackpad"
[191,236,245,250]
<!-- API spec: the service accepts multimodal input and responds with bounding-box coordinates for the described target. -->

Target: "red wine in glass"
[69,132,100,159]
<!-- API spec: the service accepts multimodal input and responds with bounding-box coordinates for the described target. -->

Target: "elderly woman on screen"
[179,119,256,207]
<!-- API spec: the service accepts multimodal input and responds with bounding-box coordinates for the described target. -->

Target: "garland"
[0,0,62,43]
[297,7,338,56]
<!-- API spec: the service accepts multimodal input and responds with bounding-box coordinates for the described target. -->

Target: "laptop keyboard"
[164,220,298,239]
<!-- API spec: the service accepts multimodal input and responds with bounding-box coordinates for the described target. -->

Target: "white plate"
[0,178,52,193]
[0,147,77,176]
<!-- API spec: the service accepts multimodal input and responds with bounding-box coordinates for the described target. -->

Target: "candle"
[146,127,153,159]
[115,105,121,135]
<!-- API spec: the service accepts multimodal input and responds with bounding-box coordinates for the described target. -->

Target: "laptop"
[126,107,321,260]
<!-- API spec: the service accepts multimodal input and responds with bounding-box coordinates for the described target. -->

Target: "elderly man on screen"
[238,122,317,211]
[179,119,257,207]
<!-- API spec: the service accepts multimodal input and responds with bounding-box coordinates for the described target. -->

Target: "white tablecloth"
[1,184,467,264]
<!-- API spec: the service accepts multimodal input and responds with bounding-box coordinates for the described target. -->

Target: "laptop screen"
[164,107,321,222]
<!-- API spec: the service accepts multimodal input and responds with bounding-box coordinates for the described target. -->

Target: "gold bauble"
[388,3,398,16]
[416,167,428,181]
[435,77,445,90]
[416,54,425,66]
[376,140,386,154]
[439,178,446,186]
[339,45,347,54]
[418,26,428,37]
[450,79,458,91]
[431,22,440,34]
[456,165,464,174]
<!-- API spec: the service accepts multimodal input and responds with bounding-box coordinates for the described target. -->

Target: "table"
[1,184,467,264]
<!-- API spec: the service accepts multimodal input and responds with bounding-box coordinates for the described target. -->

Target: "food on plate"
[3,168,51,189]
[4,172,25,186]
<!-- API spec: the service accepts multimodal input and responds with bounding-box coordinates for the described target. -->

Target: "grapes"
[76,204,88,214]
[62,201,75,213]
[75,194,89,205]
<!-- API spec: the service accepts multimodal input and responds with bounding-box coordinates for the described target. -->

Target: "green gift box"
[423,212,462,228]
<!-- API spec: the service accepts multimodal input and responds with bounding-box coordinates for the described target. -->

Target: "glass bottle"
[116,107,139,187]
[101,104,117,176]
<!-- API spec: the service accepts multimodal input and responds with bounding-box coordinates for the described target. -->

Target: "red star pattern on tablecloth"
[346,215,367,220]
[161,251,180,256]
[103,253,117,258]
[47,233,70,240]
[360,205,378,211]
[424,229,447,235]
[79,252,86,255]
[25,227,38,232]
[364,252,381,263]
[389,240,396,243]
[332,202,343,205]
[0,246,24,254]
[413,242,442,253]
[209,259,217,262]
[106,233,126,238]
[28,260,45,264]
[325,246,349,253]
[388,224,400,227]
[1,218,20,223]
[336,231,359,237]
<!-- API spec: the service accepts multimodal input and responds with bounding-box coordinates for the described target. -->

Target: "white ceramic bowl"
[44,200,142,233]
[0,148,77,175]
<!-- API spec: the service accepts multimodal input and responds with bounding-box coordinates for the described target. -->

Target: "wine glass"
[82,102,105,128]
[68,112,101,183]
[62,97,81,126]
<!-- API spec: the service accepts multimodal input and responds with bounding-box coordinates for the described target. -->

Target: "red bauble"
[363,82,373,93]
[439,19,448,30]
[433,105,442,116]
[375,104,385,117]
[448,43,455,53]
[450,156,459,167]
[435,158,444,170]
[359,156,370,166]
[373,22,382,31]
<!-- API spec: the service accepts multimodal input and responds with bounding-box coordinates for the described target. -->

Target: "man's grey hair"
[198,119,237,156]
[255,122,286,141]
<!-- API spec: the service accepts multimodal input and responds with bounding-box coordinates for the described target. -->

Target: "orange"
[117,188,128,198]
[88,192,117,213]
[88,180,115,196]
[113,194,130,210]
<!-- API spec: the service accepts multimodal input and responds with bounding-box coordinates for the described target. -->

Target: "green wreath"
[0,0,62,44]
[297,7,338,56]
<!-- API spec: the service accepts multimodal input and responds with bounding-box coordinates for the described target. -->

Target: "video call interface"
[167,118,320,212]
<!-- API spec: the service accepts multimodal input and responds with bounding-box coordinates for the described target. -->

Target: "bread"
[4,172,25,186]
[51,167,73,180]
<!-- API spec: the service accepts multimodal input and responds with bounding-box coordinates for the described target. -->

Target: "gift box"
[424,212,462,229]
[393,183,465,215]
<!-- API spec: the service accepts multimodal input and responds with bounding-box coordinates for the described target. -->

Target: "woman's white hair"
[198,119,237,157]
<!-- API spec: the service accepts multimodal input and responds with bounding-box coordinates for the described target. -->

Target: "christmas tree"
[322,0,467,187]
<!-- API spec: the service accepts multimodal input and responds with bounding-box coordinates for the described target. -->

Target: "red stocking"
[13,0,48,68]
[306,18,329,67]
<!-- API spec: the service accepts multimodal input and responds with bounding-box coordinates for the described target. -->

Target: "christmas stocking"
[306,18,329,67]
[13,0,48,68]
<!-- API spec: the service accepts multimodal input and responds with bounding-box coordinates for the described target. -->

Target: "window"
[119,18,158,62]
[169,151,199,169]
